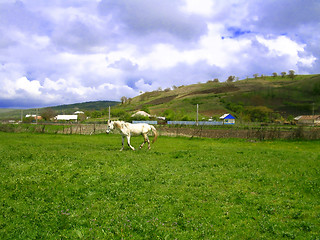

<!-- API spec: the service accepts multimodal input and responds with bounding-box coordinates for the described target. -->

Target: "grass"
[0,132,319,239]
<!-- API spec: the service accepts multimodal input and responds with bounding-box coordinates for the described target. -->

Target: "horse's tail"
[150,125,158,143]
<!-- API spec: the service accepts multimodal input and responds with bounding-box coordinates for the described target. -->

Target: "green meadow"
[0,132,319,239]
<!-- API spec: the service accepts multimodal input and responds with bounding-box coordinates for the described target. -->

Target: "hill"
[0,101,119,120]
[48,100,119,112]
[1,74,319,122]
[118,74,320,122]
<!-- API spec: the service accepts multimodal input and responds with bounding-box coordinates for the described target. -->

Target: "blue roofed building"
[220,113,236,124]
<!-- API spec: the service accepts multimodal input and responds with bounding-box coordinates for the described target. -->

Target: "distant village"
[5,110,320,126]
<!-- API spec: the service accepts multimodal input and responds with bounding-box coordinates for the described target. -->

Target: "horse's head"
[106,120,114,134]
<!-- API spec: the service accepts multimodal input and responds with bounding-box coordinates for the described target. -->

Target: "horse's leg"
[120,136,124,151]
[127,135,135,151]
[139,134,147,149]
[146,134,151,149]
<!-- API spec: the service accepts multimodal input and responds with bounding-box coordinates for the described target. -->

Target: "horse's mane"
[114,120,129,129]
[113,121,122,129]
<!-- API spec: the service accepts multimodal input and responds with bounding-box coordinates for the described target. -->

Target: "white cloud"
[257,36,303,57]
[181,0,214,17]
[257,35,316,68]
[0,76,41,100]
[0,0,319,108]
[135,78,159,92]
[138,44,182,70]
[16,77,42,95]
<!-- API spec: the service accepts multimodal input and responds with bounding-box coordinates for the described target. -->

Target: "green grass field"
[0,132,319,239]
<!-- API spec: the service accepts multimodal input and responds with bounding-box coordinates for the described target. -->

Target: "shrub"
[244,106,274,122]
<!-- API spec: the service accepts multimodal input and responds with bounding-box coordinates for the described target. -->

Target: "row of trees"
[250,70,296,80]
[209,70,297,84]
[256,70,296,79]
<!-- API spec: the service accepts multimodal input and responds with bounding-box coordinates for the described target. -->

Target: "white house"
[294,115,320,125]
[74,111,85,114]
[131,111,151,117]
[54,115,78,121]
[25,114,42,120]
[220,113,236,124]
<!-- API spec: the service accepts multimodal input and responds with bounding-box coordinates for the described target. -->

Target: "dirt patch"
[201,109,227,116]
[184,85,240,97]
[145,95,178,105]
[138,91,162,101]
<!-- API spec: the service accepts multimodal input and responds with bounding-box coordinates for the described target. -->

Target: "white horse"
[106,120,158,151]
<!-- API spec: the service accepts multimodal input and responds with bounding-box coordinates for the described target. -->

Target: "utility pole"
[36,108,38,124]
[196,104,199,126]
[312,102,315,127]
[21,109,23,123]
[108,106,111,121]
[312,102,315,116]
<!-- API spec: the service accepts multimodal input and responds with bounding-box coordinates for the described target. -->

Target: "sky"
[0,0,319,108]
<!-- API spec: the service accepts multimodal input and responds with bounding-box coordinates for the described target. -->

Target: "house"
[294,115,320,125]
[74,111,85,115]
[25,114,42,120]
[131,111,151,117]
[220,113,236,124]
[54,115,78,121]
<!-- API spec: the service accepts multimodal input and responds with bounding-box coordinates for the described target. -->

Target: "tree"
[281,72,287,78]
[253,74,259,79]
[23,116,34,123]
[141,105,150,114]
[91,111,102,118]
[41,108,56,121]
[288,70,295,79]
[272,72,278,77]
[121,96,128,104]
[213,78,219,83]
[227,76,235,82]
[111,108,130,121]
[77,113,86,122]
[244,106,274,122]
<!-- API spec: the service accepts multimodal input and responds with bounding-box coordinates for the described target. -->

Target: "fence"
[1,123,320,140]
[157,126,320,140]
[167,121,224,125]
[132,121,158,124]
[132,121,225,125]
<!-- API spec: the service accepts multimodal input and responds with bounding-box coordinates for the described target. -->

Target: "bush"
[141,105,150,114]
[111,109,130,121]
[244,106,274,122]
[130,115,149,121]
[0,124,15,132]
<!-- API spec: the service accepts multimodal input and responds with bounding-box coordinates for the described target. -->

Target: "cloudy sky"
[0,0,319,108]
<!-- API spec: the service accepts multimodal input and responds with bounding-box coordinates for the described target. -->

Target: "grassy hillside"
[0,101,119,120]
[1,74,319,122]
[118,74,320,122]
[0,109,24,121]
[48,100,119,112]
